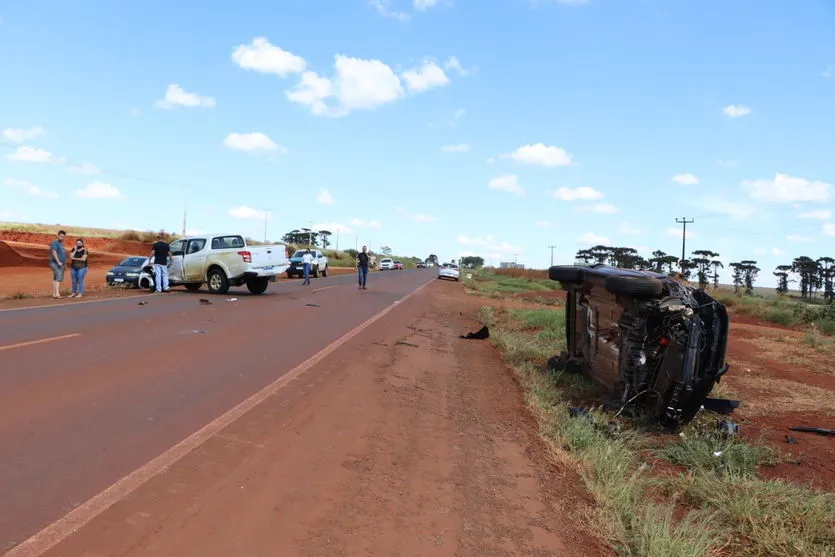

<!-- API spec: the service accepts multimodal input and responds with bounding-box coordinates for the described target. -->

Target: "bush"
[764,308,794,326]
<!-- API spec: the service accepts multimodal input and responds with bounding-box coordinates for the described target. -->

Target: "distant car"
[438,262,460,281]
[393,260,403,270]
[416,261,426,268]
[379,257,394,270]
[106,256,155,289]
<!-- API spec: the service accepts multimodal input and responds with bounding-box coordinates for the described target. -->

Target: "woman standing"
[69,239,89,298]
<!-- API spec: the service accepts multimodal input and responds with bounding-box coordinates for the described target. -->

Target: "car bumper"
[107,276,140,286]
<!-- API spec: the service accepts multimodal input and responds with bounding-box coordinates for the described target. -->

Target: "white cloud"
[414,0,440,10]
[2,126,44,144]
[575,203,620,214]
[577,232,610,245]
[798,209,831,220]
[67,162,102,175]
[772,247,787,256]
[824,223,835,237]
[444,57,474,76]
[349,218,382,228]
[401,60,450,93]
[231,37,306,76]
[754,247,766,256]
[457,234,521,254]
[185,228,206,236]
[741,173,831,203]
[441,143,470,153]
[787,234,814,243]
[486,157,496,164]
[316,188,335,205]
[130,108,140,117]
[369,0,410,21]
[75,182,123,200]
[551,186,603,201]
[666,227,696,239]
[155,84,216,109]
[535,220,551,228]
[723,104,752,118]
[488,174,525,195]
[717,159,741,167]
[5,146,65,164]
[502,143,574,166]
[223,132,285,153]
[4,178,58,199]
[312,221,352,233]
[672,173,699,185]
[700,197,756,219]
[228,206,271,220]
[412,213,438,222]
[822,66,834,78]
[619,222,643,235]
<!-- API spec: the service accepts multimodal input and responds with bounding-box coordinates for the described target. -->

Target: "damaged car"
[547,264,731,429]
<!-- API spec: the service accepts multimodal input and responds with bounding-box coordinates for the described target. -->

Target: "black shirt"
[357,252,370,268]
[152,241,171,265]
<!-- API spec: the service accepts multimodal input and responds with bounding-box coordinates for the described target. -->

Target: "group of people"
[49,230,89,299]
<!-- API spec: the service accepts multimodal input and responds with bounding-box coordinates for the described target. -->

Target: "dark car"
[106,256,154,289]
[547,264,730,429]
[416,261,426,268]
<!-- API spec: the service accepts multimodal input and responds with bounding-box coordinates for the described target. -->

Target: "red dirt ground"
[0,230,150,254]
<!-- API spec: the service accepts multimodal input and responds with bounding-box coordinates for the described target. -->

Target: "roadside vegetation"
[463,268,560,300]
[464,270,835,557]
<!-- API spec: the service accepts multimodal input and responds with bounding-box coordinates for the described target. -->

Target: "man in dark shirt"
[356,245,370,290]
[150,233,171,293]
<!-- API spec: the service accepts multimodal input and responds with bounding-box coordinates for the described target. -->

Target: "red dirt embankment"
[0,231,149,255]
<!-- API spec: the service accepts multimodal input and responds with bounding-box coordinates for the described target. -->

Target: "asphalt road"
[0,268,435,550]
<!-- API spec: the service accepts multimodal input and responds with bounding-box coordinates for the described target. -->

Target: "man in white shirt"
[301,249,314,286]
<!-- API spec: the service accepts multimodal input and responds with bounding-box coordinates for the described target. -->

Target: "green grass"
[712,288,835,337]
[469,274,835,556]
[3,292,33,300]
[463,268,560,299]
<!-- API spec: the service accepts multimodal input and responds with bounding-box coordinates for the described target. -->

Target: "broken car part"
[788,426,835,437]
[460,325,489,340]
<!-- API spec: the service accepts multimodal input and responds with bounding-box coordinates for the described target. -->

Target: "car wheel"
[312,265,319,278]
[322,265,328,277]
[549,266,583,283]
[185,283,201,292]
[246,277,270,295]
[605,275,664,298]
[207,268,230,295]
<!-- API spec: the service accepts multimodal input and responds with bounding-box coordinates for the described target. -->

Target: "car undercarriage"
[548,264,731,429]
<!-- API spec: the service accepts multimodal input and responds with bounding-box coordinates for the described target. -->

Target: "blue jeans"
[303,263,311,284]
[358,265,368,287]
[71,267,88,294]
[153,264,169,292]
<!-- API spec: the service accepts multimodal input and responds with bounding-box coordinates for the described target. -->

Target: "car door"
[168,239,186,283]
[183,238,208,282]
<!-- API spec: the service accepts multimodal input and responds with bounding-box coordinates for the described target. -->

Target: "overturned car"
[548,264,731,429]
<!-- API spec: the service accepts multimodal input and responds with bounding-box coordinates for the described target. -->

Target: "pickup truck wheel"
[246,277,269,295]
[185,283,201,292]
[322,265,328,277]
[207,268,230,295]
[549,266,583,284]
[312,266,319,278]
[605,275,664,298]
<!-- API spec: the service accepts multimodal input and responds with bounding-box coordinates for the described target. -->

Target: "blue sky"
[1,0,834,285]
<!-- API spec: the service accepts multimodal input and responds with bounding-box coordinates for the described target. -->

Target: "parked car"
[156,234,289,295]
[416,261,426,268]
[106,256,155,289]
[287,249,328,278]
[438,262,460,281]
[393,260,403,270]
[547,264,730,429]
[379,257,394,270]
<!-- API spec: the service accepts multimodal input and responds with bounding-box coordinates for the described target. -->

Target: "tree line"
[573,245,833,301]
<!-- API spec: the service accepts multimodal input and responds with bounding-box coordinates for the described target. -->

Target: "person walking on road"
[49,230,67,299]
[301,248,313,286]
[357,245,370,290]
[69,238,89,298]
[150,233,171,293]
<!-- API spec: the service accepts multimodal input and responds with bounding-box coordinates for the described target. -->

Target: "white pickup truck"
[154,233,290,295]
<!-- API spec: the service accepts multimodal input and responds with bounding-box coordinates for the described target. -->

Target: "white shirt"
[301,253,314,264]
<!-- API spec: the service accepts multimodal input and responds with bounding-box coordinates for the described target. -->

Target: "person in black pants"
[357,245,370,290]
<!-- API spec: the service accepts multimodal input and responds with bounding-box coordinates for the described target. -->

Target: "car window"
[170,240,186,255]
[211,235,245,250]
[187,239,206,254]
[120,257,146,267]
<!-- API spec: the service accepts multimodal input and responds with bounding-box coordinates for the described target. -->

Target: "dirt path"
[23,282,606,557]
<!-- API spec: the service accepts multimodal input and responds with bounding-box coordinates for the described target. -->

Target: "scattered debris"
[199,299,212,305]
[785,435,799,444]
[226,298,238,302]
[396,340,419,348]
[192,329,208,334]
[713,450,724,458]
[372,341,389,347]
[305,303,320,307]
[568,406,589,418]
[460,325,489,340]
[789,426,835,437]
[137,301,147,306]
[716,419,739,438]
[702,397,740,415]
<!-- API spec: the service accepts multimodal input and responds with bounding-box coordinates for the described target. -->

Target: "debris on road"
[785,435,799,444]
[702,398,740,415]
[396,340,419,348]
[789,426,835,437]
[568,406,589,418]
[305,303,320,307]
[199,299,212,305]
[192,329,208,334]
[716,419,739,438]
[460,324,489,339]
[226,298,238,302]
[137,301,147,306]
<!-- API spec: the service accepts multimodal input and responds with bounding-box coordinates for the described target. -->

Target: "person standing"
[356,245,370,290]
[69,238,89,298]
[49,230,67,299]
[150,233,171,293]
[301,248,313,286]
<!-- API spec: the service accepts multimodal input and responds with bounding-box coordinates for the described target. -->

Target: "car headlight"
[125,272,139,277]
[107,271,114,275]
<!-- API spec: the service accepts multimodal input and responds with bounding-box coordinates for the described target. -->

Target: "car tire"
[286,272,294,279]
[322,265,328,277]
[312,266,319,278]
[246,277,270,295]
[185,283,201,292]
[139,276,155,290]
[207,268,230,295]
[605,275,664,298]
[549,266,583,283]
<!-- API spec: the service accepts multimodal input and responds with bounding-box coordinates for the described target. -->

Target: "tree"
[427,254,439,265]
[679,259,697,280]
[739,260,760,294]
[774,264,792,295]
[318,230,332,249]
[381,245,393,256]
[711,260,724,289]
[460,255,484,268]
[649,250,678,273]
[817,257,835,302]
[791,256,820,300]
[575,249,594,265]
[589,245,611,265]
[691,250,719,289]
[729,262,745,293]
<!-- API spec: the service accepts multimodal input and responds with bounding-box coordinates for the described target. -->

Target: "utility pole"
[547,245,557,267]
[263,211,268,243]
[309,221,313,247]
[675,217,694,271]
[182,194,187,236]
[336,229,339,251]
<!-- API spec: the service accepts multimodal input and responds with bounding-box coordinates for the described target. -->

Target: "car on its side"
[379,257,394,270]
[437,262,460,281]
[106,256,155,289]
[393,260,403,270]
[547,264,730,429]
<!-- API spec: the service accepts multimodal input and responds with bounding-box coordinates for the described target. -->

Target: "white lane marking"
[0,333,82,352]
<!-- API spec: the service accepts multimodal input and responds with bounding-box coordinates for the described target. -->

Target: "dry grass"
[737,335,835,375]
[730,374,835,416]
